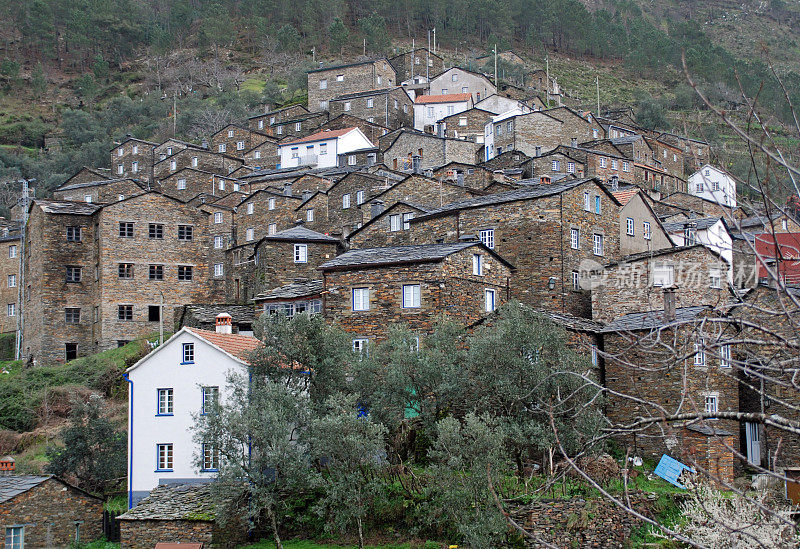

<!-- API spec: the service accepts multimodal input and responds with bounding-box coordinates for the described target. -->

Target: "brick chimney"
[540,175,552,184]
[0,456,15,475]
[215,313,233,334]
[663,287,676,323]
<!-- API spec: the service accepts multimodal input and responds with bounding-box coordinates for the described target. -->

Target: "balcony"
[296,154,318,167]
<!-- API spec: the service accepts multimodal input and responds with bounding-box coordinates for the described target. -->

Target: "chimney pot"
[540,175,552,185]
[663,287,676,323]
[215,313,233,334]
[0,456,15,475]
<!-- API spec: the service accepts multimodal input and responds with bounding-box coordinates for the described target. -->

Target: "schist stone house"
[388,48,443,83]
[0,474,103,547]
[319,242,514,347]
[307,59,397,112]
[126,320,261,505]
[328,87,413,129]
[428,67,497,103]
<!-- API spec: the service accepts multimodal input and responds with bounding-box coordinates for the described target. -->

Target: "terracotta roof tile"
[415,93,472,104]
[281,128,356,146]
[612,188,639,205]
[186,328,262,363]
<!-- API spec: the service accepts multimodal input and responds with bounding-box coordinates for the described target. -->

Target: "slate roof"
[415,178,598,220]
[36,200,102,215]
[185,328,262,362]
[118,483,216,521]
[534,309,604,333]
[601,306,709,332]
[605,244,718,268]
[332,88,396,100]
[253,279,324,302]
[0,475,51,504]
[180,305,257,325]
[662,217,722,232]
[57,177,145,192]
[261,226,340,243]
[319,242,512,270]
[307,59,388,73]
[686,423,734,436]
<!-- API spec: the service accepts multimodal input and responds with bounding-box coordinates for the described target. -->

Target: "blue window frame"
[182,342,194,364]
[594,195,601,214]
[5,526,24,549]
[156,388,173,416]
[156,443,173,472]
[201,386,219,415]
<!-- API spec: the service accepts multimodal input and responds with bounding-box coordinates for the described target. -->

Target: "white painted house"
[662,217,734,283]
[277,127,374,169]
[125,314,261,507]
[414,93,474,131]
[688,164,737,208]
[483,107,527,161]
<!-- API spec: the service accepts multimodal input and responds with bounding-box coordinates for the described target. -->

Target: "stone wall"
[254,239,339,295]
[439,107,494,142]
[120,519,213,548]
[308,61,396,112]
[0,477,103,547]
[328,88,413,130]
[235,191,302,244]
[0,236,20,334]
[154,149,242,180]
[55,179,146,204]
[209,125,272,158]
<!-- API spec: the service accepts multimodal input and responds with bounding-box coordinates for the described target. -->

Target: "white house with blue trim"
[124,314,261,507]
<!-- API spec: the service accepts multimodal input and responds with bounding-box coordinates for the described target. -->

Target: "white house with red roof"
[124,314,261,507]
[413,93,474,131]
[277,127,374,169]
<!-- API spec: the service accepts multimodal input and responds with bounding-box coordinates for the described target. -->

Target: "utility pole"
[173,90,177,136]
[494,44,498,90]
[545,54,550,108]
[596,75,601,116]
[432,27,436,54]
[363,38,366,56]
[16,178,34,361]
[312,47,315,63]
[427,30,431,81]
[159,291,164,346]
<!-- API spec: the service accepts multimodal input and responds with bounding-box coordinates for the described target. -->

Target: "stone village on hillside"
[1,48,799,547]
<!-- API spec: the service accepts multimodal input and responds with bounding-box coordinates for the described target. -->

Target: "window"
[366,98,374,108]
[227,129,234,138]
[653,265,674,287]
[567,162,575,173]
[572,270,580,290]
[710,269,722,289]
[118,147,124,156]
[473,254,483,275]
[177,178,187,190]
[643,221,651,240]
[356,190,365,205]
[214,212,223,224]
[66,226,81,242]
[131,161,139,173]
[353,338,369,355]
[117,164,124,175]
[258,120,264,129]
[178,225,193,241]
[295,122,301,131]
[149,264,163,280]
[593,128,599,139]
[294,244,307,263]
[342,194,351,209]
[448,106,455,116]
[268,223,277,235]
[594,196,601,214]
[720,345,732,368]
[157,443,173,471]
[599,157,607,168]
[170,160,177,170]
[183,342,194,363]
[118,263,134,279]
[441,88,448,94]
[591,344,599,366]
[85,194,93,203]
[178,265,193,281]
[319,79,327,89]
[570,228,580,249]
[7,275,15,288]
[336,74,344,81]
[306,208,314,222]
[344,101,351,112]
[427,106,434,117]
[684,227,696,246]
[348,155,357,165]
[202,386,219,414]
[704,394,718,414]
[214,263,224,277]
[8,245,16,258]
[246,228,254,241]
[202,443,219,471]
[694,339,706,366]
[583,191,590,211]
[402,284,421,308]
[6,303,14,317]
[6,526,24,549]
[389,214,401,232]
[318,143,328,157]
[479,229,494,249]
[485,289,497,312]
[552,160,561,171]
[65,266,82,283]
[592,234,604,256]
[268,197,276,210]
[254,151,261,159]
[622,161,630,172]
[218,144,226,153]
[157,388,173,415]
[119,222,134,238]
[148,305,160,322]
[118,304,133,321]
[276,126,283,135]
[352,288,370,311]
[626,217,635,236]
[247,203,254,215]
[402,212,414,230]
[451,73,458,82]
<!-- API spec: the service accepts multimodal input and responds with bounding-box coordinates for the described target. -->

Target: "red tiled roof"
[415,93,472,104]
[281,128,356,146]
[186,328,262,363]
[612,188,639,206]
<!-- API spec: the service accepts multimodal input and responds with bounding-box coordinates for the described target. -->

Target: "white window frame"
[473,254,483,275]
[592,234,604,256]
[583,191,590,211]
[653,264,675,287]
[246,228,255,241]
[342,194,351,209]
[389,214,401,232]
[570,228,579,250]
[626,217,634,236]
[356,190,365,205]
[402,284,421,308]
[177,179,187,190]
[268,197,276,210]
[694,339,706,366]
[704,393,718,415]
[214,263,224,277]
[485,289,497,312]
[352,288,370,311]
[479,229,495,249]
[306,208,314,222]
[294,244,308,263]
[247,203,254,215]
[719,345,732,368]
[643,221,651,240]
[214,236,223,249]
[214,212,223,224]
